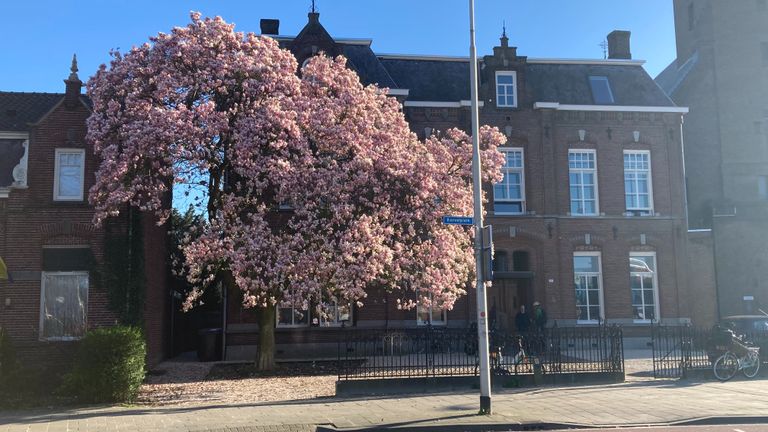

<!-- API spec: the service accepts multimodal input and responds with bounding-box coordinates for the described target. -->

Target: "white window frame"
[495,71,518,108]
[318,300,353,327]
[588,76,615,104]
[573,252,604,324]
[276,298,309,328]
[630,252,660,324]
[416,294,447,326]
[39,271,89,341]
[568,149,600,216]
[623,150,654,213]
[53,148,85,201]
[494,147,526,215]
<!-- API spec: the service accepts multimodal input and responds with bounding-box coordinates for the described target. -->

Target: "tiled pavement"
[2,377,768,431]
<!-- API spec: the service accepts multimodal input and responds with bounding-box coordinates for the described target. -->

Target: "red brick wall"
[0,96,169,367]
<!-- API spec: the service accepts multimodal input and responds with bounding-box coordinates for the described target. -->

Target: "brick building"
[0,59,169,367]
[656,0,768,317]
[225,13,705,360]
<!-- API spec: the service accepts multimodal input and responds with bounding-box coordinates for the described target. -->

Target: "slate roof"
[341,45,397,88]
[377,58,470,102]
[654,51,699,97]
[378,57,675,107]
[525,63,675,106]
[0,92,63,131]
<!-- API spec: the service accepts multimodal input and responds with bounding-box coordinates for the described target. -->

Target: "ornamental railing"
[337,325,624,381]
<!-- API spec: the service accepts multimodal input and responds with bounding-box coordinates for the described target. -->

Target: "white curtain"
[41,272,88,339]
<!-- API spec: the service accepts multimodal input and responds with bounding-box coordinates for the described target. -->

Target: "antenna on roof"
[599,40,608,59]
[502,20,507,38]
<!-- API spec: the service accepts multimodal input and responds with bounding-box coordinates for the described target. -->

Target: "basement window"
[589,76,615,104]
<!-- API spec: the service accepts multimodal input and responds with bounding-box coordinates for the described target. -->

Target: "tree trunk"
[256,304,276,371]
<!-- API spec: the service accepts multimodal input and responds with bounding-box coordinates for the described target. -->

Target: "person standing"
[514,305,531,333]
[533,301,547,331]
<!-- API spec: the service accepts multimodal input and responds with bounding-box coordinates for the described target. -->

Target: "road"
[553,425,768,432]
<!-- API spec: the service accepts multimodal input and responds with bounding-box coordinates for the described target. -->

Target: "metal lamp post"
[468,0,492,415]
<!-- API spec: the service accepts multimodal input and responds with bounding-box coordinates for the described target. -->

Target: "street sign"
[442,216,474,225]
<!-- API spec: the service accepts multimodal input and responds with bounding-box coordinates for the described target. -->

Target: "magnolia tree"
[87,13,505,370]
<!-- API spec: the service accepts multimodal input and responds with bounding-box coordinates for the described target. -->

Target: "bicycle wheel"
[713,352,738,381]
[742,350,761,378]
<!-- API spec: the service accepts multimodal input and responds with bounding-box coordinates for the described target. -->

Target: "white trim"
[271,35,372,46]
[39,271,89,341]
[623,150,654,213]
[376,53,646,67]
[688,228,712,233]
[377,53,471,62]
[386,89,410,96]
[495,71,518,108]
[0,131,30,188]
[528,58,646,66]
[568,149,600,216]
[41,245,90,249]
[0,188,8,199]
[0,132,29,139]
[629,252,660,323]
[53,148,85,201]
[573,251,605,323]
[494,147,526,215]
[403,101,484,108]
[533,102,689,113]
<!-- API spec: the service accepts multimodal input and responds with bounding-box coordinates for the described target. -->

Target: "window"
[417,294,446,326]
[573,253,603,323]
[762,42,768,66]
[758,176,768,200]
[319,300,352,327]
[277,299,309,327]
[495,71,517,108]
[588,76,615,104]
[688,2,695,30]
[494,148,525,214]
[569,150,599,216]
[624,151,653,213]
[39,272,88,340]
[630,253,659,322]
[54,149,85,201]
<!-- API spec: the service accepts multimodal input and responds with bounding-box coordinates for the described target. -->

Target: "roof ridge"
[0,91,64,96]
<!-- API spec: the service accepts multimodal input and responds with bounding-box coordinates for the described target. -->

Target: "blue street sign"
[442,216,474,225]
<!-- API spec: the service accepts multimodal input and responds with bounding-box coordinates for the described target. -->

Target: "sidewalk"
[2,377,768,431]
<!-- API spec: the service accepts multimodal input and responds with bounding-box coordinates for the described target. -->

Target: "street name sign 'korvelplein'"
[442,216,474,225]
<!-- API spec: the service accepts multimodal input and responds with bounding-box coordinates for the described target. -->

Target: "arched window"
[492,251,509,272]
[512,251,530,272]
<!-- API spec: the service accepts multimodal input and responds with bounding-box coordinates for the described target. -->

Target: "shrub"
[64,326,146,403]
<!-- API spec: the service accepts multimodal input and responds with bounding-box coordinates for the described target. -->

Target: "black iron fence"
[651,325,768,378]
[337,325,624,380]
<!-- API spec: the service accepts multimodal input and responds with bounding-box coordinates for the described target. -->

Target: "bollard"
[533,356,543,385]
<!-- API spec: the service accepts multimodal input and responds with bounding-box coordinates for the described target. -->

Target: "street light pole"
[468,0,492,415]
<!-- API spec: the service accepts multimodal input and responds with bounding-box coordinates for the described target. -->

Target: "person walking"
[514,305,531,333]
[533,301,547,331]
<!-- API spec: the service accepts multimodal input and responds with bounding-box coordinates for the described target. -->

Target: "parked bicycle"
[712,332,761,381]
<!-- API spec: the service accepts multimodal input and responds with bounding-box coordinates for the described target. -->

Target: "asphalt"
[2,376,768,431]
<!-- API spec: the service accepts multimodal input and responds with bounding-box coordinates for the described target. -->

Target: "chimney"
[260,19,279,35]
[64,54,82,109]
[607,30,631,60]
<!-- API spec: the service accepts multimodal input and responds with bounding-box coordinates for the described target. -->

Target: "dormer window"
[589,76,615,104]
[495,71,517,108]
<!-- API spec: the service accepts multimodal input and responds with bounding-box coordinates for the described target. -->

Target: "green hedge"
[64,326,146,403]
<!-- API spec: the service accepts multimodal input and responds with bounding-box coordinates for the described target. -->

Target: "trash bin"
[197,328,222,362]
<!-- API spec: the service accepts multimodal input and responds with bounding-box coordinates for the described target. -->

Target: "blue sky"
[0,0,677,93]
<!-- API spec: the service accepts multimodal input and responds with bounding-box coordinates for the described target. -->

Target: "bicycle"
[712,334,761,381]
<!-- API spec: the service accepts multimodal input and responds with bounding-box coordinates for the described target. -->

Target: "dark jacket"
[515,311,531,332]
